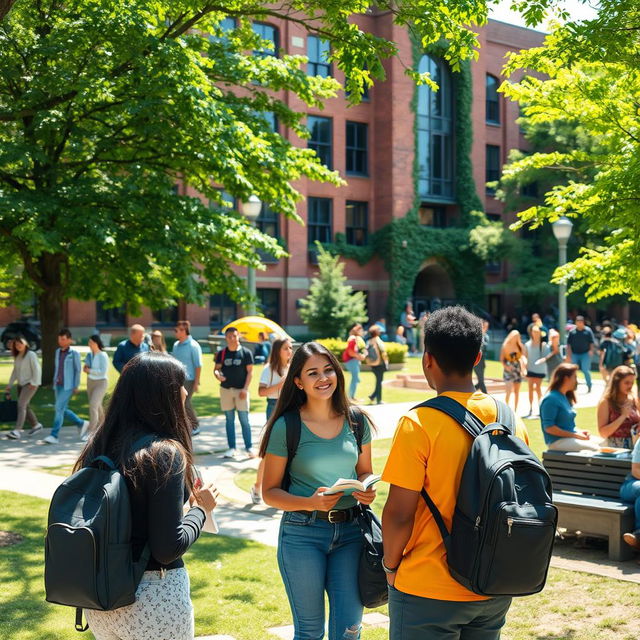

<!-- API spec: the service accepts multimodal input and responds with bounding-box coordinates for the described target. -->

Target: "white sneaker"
[27,423,43,436]
[79,420,90,438]
[81,434,89,442]
[41,435,59,445]
[250,485,262,504]
[7,429,22,440]
[245,447,257,459]
[223,448,237,459]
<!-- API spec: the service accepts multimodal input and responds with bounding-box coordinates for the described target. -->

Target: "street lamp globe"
[551,216,573,242]
[240,195,262,221]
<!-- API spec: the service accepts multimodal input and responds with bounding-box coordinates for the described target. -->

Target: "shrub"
[316,338,407,364]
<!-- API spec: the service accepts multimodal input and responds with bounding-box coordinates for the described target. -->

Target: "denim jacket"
[53,348,81,391]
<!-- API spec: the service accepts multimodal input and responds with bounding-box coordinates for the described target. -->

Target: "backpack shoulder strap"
[348,406,366,453]
[494,398,515,435]
[282,411,302,490]
[412,395,484,438]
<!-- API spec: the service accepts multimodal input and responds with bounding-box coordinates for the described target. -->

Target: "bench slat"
[551,482,621,498]
[544,461,628,478]
[552,492,632,513]
[548,472,625,489]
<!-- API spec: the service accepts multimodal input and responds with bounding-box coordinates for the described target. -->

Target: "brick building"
[0,17,547,340]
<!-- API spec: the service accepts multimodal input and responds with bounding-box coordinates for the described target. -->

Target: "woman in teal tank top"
[259,342,377,640]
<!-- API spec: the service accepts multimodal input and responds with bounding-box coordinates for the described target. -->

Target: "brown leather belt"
[299,506,359,523]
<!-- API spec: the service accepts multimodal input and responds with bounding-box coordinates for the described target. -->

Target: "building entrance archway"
[412,261,455,317]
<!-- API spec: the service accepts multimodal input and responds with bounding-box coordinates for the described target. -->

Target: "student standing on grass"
[596,365,640,449]
[5,335,42,439]
[41,329,88,445]
[540,363,600,452]
[500,329,526,413]
[172,321,203,436]
[366,325,388,405]
[251,337,294,504]
[82,334,110,442]
[523,325,550,418]
[214,326,255,459]
[75,352,219,640]
[260,342,376,640]
[381,307,529,640]
[343,323,366,401]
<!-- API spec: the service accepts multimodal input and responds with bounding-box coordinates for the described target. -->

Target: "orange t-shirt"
[381,391,530,602]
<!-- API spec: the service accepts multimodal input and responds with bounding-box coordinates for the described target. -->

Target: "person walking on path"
[260,341,376,640]
[366,325,388,405]
[596,365,640,449]
[343,323,366,401]
[172,321,203,436]
[524,325,550,417]
[75,352,219,640]
[565,315,595,393]
[473,319,489,393]
[381,307,529,640]
[150,330,167,353]
[41,329,88,445]
[400,302,418,355]
[113,324,149,373]
[5,335,42,439]
[544,326,563,379]
[500,329,526,413]
[540,363,600,452]
[214,326,255,459]
[252,337,294,504]
[82,334,110,442]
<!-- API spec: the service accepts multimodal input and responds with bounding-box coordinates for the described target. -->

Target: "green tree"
[299,244,367,338]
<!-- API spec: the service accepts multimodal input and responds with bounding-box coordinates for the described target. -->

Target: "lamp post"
[240,195,262,316]
[551,216,573,346]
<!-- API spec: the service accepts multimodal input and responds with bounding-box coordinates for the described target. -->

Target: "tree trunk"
[0,0,16,22]
[38,255,65,385]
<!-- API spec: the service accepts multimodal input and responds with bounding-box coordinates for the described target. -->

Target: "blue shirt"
[113,339,150,373]
[53,348,81,390]
[540,390,577,445]
[172,336,203,381]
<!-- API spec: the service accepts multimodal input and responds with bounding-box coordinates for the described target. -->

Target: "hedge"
[316,338,407,364]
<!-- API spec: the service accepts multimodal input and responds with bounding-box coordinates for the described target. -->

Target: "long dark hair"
[268,337,292,377]
[604,365,636,412]
[10,334,29,358]
[74,351,195,489]
[88,333,105,350]
[259,341,371,457]
[548,362,579,406]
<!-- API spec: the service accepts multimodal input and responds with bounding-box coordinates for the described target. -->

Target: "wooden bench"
[542,450,635,561]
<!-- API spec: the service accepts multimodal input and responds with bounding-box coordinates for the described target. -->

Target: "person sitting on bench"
[540,363,600,452]
[620,426,640,551]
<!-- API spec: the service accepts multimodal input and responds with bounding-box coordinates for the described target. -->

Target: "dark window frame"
[345,121,368,176]
[257,288,281,324]
[252,22,278,58]
[209,294,237,330]
[345,201,368,246]
[307,35,331,77]
[308,197,333,260]
[486,74,501,124]
[308,115,333,169]
[485,145,501,195]
[151,306,178,327]
[256,202,280,263]
[95,302,127,327]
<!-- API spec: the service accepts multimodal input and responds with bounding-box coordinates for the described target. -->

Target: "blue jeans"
[266,398,277,421]
[277,511,363,640]
[570,352,592,389]
[620,476,640,530]
[388,586,512,640]
[51,386,84,438]
[224,409,252,450]
[344,359,360,399]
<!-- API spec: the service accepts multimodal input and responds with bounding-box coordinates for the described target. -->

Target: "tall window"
[416,55,454,199]
[152,306,178,326]
[258,288,280,324]
[95,302,126,327]
[252,22,278,57]
[485,145,501,195]
[210,294,237,329]
[486,74,500,124]
[256,202,280,263]
[308,197,333,247]
[346,201,368,245]
[346,122,368,176]
[418,205,447,228]
[308,116,332,169]
[307,36,331,77]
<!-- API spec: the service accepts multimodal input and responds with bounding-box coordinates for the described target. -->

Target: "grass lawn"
[1,490,638,640]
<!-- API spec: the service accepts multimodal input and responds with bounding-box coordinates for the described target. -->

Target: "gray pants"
[389,586,512,640]
[85,568,193,640]
[87,378,108,433]
[16,384,39,429]
[183,379,198,428]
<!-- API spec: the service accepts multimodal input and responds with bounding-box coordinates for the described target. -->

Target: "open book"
[320,474,381,496]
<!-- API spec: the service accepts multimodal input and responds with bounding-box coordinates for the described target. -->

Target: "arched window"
[486,74,500,124]
[416,55,454,200]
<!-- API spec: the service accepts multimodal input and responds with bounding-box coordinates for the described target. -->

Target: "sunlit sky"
[489,0,599,31]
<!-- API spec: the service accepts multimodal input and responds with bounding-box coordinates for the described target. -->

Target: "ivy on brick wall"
[326,38,491,324]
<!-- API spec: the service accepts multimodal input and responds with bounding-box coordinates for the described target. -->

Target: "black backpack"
[279,408,387,608]
[603,339,624,370]
[44,436,154,631]
[414,396,557,597]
